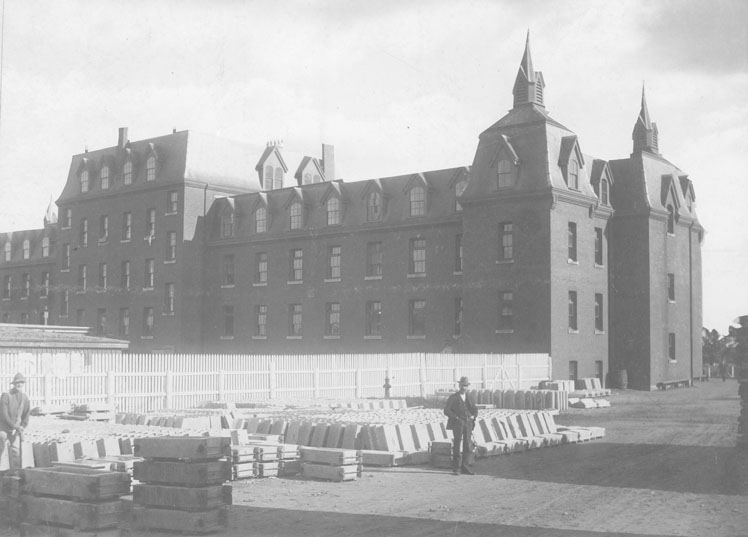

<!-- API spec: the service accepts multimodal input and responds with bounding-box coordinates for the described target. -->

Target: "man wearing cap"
[0,373,30,471]
[444,376,478,475]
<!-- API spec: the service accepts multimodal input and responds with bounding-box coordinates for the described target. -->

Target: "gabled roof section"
[660,174,681,211]
[447,166,470,188]
[679,175,695,202]
[589,158,613,188]
[76,157,91,175]
[145,142,158,159]
[215,196,235,213]
[294,156,325,183]
[255,144,288,173]
[360,178,384,199]
[283,186,305,209]
[320,181,342,205]
[558,135,585,168]
[489,135,520,168]
[249,191,268,213]
[402,172,428,194]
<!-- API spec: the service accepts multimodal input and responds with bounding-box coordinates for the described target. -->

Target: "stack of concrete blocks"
[492,389,569,411]
[19,466,131,536]
[130,437,232,534]
[228,428,301,479]
[300,446,362,482]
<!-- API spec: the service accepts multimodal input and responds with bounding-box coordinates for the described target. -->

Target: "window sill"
[496,259,514,265]
[407,335,426,340]
[453,271,463,276]
[164,260,176,265]
[121,239,131,244]
[286,336,302,340]
[668,299,676,304]
[364,335,382,340]
[21,296,28,300]
[98,241,109,246]
[568,329,579,334]
[253,282,268,287]
[221,284,235,289]
[667,233,675,238]
[323,335,341,340]
[61,226,71,231]
[252,335,267,340]
[287,281,303,285]
[60,269,70,273]
[41,295,49,300]
[141,336,154,340]
[407,273,426,278]
[595,329,606,335]
[143,287,154,292]
[162,312,175,317]
[668,359,677,364]
[220,336,234,340]
[324,278,341,283]
[2,298,10,301]
[567,259,579,265]
[594,263,605,269]
[495,329,514,334]
[364,275,382,281]
[59,315,68,319]
[165,212,177,216]
[76,291,87,295]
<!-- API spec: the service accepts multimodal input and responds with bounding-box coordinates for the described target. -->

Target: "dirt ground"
[6,380,748,537]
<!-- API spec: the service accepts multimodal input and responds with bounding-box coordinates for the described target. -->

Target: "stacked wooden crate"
[19,466,131,536]
[130,436,232,534]
[230,441,300,479]
[300,446,362,482]
[429,440,454,468]
[0,474,22,527]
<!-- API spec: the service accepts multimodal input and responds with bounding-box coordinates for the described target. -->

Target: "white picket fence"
[0,352,551,413]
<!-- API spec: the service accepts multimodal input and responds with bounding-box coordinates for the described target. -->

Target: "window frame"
[289,249,303,283]
[568,290,578,332]
[667,273,675,302]
[499,222,513,262]
[146,155,156,182]
[409,186,426,217]
[222,254,235,286]
[498,291,514,332]
[100,165,109,190]
[255,252,268,285]
[166,231,177,261]
[365,301,382,337]
[223,305,235,338]
[497,159,513,188]
[366,241,383,279]
[325,302,341,337]
[289,202,303,230]
[568,222,578,263]
[255,305,267,337]
[144,258,155,289]
[164,282,175,315]
[594,293,604,332]
[408,299,426,337]
[288,303,303,337]
[326,197,341,226]
[594,227,604,266]
[327,245,341,281]
[366,191,383,222]
[255,207,267,233]
[408,238,426,275]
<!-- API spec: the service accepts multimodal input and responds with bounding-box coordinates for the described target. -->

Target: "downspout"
[689,221,694,386]
[201,183,209,352]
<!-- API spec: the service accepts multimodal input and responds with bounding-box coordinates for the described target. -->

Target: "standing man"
[0,373,30,472]
[443,376,478,475]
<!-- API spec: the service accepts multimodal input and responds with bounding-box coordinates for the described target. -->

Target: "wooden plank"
[278,460,301,476]
[309,423,329,447]
[300,446,360,466]
[131,505,226,533]
[301,462,361,482]
[20,522,121,537]
[22,467,131,501]
[324,424,344,449]
[133,436,230,460]
[284,420,302,445]
[133,483,229,511]
[296,421,314,446]
[22,495,122,530]
[133,460,231,486]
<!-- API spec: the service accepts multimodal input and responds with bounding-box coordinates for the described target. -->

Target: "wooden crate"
[278,460,301,476]
[133,437,230,460]
[301,462,361,482]
[300,447,360,466]
[133,460,231,486]
[22,467,131,501]
[130,505,226,533]
[359,450,407,467]
[22,495,122,531]
[19,522,121,537]
[133,483,230,511]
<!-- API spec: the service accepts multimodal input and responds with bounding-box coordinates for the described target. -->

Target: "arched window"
[42,237,50,257]
[497,159,513,188]
[409,186,425,217]
[667,205,675,234]
[367,191,383,222]
[289,202,303,229]
[274,167,284,190]
[327,197,340,226]
[3,242,11,261]
[22,240,30,259]
[455,179,468,211]
[264,165,274,190]
[123,160,133,185]
[146,156,156,182]
[568,160,579,190]
[100,166,109,189]
[221,212,234,238]
[80,170,89,192]
[600,179,609,205]
[255,207,267,233]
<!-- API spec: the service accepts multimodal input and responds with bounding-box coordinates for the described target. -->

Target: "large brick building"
[0,37,703,389]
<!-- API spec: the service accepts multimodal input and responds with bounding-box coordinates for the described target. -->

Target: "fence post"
[313,368,320,399]
[419,355,427,398]
[44,373,52,406]
[106,371,115,407]
[218,370,225,402]
[269,362,276,399]
[165,370,173,410]
[517,358,522,390]
[355,369,362,399]
[482,363,488,390]
[453,367,459,384]
[548,354,553,382]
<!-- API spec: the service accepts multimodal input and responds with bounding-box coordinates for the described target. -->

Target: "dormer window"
[123,160,133,185]
[568,160,579,190]
[42,237,50,257]
[80,170,89,193]
[327,197,341,226]
[600,179,609,205]
[455,179,468,212]
[497,159,514,188]
[146,156,156,182]
[22,239,30,260]
[256,207,267,233]
[667,205,675,235]
[367,191,383,222]
[274,167,284,190]
[409,186,426,217]
[3,242,10,261]
[101,166,110,190]
[289,202,303,230]
[221,212,235,238]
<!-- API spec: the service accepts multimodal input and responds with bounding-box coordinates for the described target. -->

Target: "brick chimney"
[118,127,128,149]
[322,143,335,181]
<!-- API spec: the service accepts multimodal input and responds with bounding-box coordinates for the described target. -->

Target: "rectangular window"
[62,208,72,229]
[98,263,107,288]
[366,242,383,278]
[221,213,235,238]
[289,249,303,282]
[122,212,132,241]
[365,301,382,337]
[119,308,129,337]
[167,191,178,214]
[121,260,131,290]
[454,297,462,337]
[76,309,86,327]
[22,273,30,298]
[146,209,156,239]
[78,264,87,292]
[255,252,268,284]
[166,231,177,261]
[568,222,577,262]
[408,299,426,337]
[41,272,50,298]
[498,291,513,331]
[62,243,70,270]
[569,360,578,381]
[20,312,28,324]
[568,291,578,331]
[668,273,675,301]
[409,238,426,275]
[594,227,604,266]
[100,167,109,190]
[595,293,604,331]
[60,290,68,317]
[164,283,175,314]
[668,333,676,361]
[255,305,267,337]
[96,308,107,336]
[223,254,235,286]
[500,222,513,261]
[143,307,154,337]
[455,234,463,273]
[42,237,50,257]
[255,208,267,233]
[325,302,341,336]
[99,215,109,242]
[409,187,426,217]
[326,198,341,226]
[327,246,341,280]
[2,275,10,299]
[144,259,155,289]
[80,218,88,247]
[595,360,604,385]
[223,305,234,337]
[288,304,303,337]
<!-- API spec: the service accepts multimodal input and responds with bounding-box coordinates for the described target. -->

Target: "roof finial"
[633,82,659,154]
[512,31,545,108]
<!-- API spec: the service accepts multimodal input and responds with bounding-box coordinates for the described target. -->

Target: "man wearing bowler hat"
[444,376,478,475]
[0,373,30,471]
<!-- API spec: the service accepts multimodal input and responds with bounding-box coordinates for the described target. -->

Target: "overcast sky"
[0,0,745,332]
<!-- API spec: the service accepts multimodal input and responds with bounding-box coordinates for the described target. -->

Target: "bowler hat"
[11,372,26,385]
[458,376,470,387]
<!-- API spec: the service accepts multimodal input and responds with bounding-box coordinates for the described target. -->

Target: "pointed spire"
[632,82,659,154]
[513,31,545,108]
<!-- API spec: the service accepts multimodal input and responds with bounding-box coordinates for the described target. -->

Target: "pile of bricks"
[130,436,232,534]
[300,446,362,482]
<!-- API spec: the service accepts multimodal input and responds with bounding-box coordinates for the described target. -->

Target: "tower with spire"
[632,85,659,154]
[512,31,546,108]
